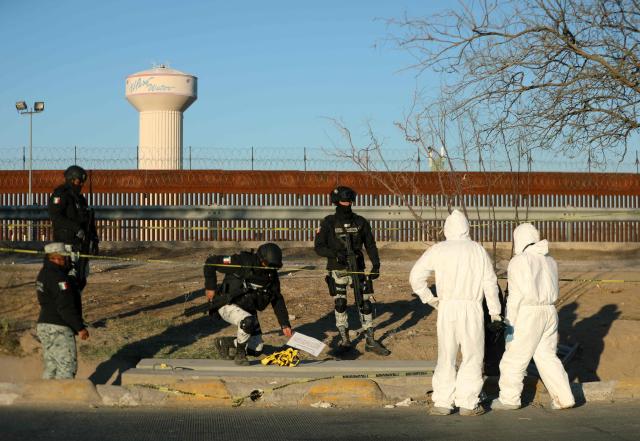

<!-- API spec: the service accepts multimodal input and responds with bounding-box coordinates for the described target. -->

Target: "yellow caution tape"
[260,348,300,367]
[0,246,637,283]
[0,246,375,276]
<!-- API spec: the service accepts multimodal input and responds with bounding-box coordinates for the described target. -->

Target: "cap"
[44,242,67,255]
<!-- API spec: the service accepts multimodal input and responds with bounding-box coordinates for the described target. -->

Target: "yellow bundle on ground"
[260,348,300,367]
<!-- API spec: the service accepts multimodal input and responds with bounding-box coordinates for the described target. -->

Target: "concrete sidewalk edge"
[1,377,639,408]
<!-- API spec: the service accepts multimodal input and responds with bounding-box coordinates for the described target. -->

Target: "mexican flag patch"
[58,281,68,290]
[222,256,231,265]
[52,197,61,204]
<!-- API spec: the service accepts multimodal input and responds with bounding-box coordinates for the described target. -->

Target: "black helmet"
[330,186,356,205]
[64,165,87,183]
[257,243,283,269]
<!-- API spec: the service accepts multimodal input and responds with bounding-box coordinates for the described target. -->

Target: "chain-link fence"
[1,145,639,172]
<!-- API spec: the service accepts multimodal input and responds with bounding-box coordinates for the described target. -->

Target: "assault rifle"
[85,170,99,255]
[86,208,99,255]
[338,223,373,311]
[183,289,242,317]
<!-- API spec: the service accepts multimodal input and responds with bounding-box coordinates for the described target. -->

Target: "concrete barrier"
[17,379,101,405]
[301,379,385,407]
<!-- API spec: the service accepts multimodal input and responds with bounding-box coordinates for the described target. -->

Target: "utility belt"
[325,272,374,295]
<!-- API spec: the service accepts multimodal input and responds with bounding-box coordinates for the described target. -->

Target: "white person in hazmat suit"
[409,209,501,416]
[492,223,575,410]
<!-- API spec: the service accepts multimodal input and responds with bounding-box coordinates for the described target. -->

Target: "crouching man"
[492,223,575,411]
[204,243,293,365]
[36,242,89,379]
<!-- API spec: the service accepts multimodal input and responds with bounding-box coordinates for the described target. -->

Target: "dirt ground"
[1,242,639,385]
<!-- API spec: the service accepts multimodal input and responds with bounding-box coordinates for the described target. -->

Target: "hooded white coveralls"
[409,210,500,410]
[498,223,575,408]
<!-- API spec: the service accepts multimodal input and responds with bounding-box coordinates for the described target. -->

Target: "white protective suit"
[409,210,500,410]
[498,223,575,408]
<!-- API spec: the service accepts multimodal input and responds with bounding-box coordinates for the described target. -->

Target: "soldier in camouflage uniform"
[36,243,89,379]
[48,165,99,294]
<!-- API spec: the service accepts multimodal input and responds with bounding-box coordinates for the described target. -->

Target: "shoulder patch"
[58,281,69,291]
[222,256,232,265]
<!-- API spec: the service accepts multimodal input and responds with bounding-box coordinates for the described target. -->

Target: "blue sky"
[0,0,450,157]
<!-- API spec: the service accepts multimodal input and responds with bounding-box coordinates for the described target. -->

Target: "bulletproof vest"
[220,252,278,311]
[334,217,366,251]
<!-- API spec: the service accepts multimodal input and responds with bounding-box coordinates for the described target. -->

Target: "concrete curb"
[1,377,639,408]
[0,380,101,405]
[301,379,386,407]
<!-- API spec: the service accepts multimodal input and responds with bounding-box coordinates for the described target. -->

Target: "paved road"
[2,402,638,441]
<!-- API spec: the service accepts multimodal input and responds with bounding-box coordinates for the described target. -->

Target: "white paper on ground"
[286,332,327,357]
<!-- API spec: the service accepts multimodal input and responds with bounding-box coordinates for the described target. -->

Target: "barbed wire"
[0,145,638,173]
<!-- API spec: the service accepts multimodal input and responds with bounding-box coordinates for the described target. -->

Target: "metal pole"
[636,150,639,174]
[22,146,25,170]
[189,145,192,170]
[251,146,254,171]
[28,111,33,241]
[74,145,77,164]
[417,146,421,172]
[304,147,307,172]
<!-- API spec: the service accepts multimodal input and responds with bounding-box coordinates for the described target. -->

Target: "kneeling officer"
[203,243,293,365]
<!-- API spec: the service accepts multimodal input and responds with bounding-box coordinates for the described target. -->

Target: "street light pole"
[15,100,44,241]
[29,111,33,206]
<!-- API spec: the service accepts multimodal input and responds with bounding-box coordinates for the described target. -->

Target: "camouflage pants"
[331,270,373,331]
[218,304,264,351]
[36,323,77,379]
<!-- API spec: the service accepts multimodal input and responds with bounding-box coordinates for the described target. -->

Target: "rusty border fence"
[1,170,639,243]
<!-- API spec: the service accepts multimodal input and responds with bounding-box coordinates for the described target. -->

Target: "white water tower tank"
[125,65,197,169]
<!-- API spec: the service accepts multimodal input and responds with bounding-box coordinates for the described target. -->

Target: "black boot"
[234,342,250,366]
[365,328,390,356]
[214,336,236,360]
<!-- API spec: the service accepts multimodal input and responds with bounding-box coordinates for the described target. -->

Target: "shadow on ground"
[559,302,621,382]
[91,289,205,328]
[294,296,433,360]
[89,307,226,385]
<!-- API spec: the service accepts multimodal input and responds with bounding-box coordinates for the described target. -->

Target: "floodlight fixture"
[14,98,46,241]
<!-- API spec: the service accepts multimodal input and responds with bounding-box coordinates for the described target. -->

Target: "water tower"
[125,65,197,169]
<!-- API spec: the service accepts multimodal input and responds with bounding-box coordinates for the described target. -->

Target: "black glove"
[76,229,86,240]
[487,315,506,342]
[369,266,380,280]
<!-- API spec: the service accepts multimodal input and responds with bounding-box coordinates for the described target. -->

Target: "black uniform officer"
[314,186,390,356]
[36,242,89,379]
[203,243,293,365]
[48,165,99,293]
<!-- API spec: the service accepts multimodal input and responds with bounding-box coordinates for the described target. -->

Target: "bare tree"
[388,0,640,161]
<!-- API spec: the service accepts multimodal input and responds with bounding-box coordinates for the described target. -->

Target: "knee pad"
[334,297,348,313]
[359,300,373,315]
[335,283,347,296]
[239,316,261,336]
